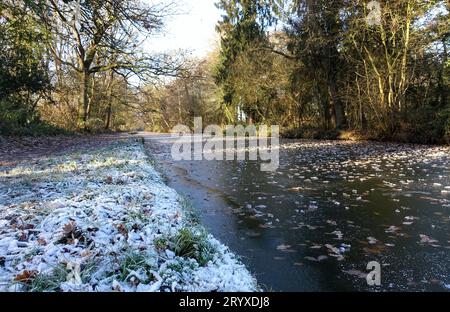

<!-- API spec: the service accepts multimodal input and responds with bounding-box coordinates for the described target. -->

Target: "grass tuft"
[118,252,155,284]
[25,265,69,292]
[170,227,216,266]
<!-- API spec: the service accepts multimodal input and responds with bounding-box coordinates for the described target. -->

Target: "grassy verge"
[0,139,258,292]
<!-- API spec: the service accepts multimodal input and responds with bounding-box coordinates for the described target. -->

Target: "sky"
[145,0,222,58]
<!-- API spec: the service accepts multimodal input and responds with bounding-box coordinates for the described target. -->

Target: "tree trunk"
[321,96,331,129]
[81,69,90,129]
[329,80,346,130]
[105,102,112,130]
[105,72,114,130]
[438,35,448,107]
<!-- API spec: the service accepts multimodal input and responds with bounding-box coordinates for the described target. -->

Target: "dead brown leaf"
[62,221,77,236]
[14,270,38,283]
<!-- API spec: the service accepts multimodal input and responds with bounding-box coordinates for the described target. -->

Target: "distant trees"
[0,3,50,133]
[339,0,449,141]
[214,0,281,124]
[37,0,182,129]
[146,0,448,143]
[139,53,223,132]
[1,0,186,133]
[286,0,347,130]
[1,0,448,143]
[207,0,449,143]
[341,1,441,134]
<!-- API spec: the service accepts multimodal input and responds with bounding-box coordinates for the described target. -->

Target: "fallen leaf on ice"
[385,226,400,233]
[304,255,328,262]
[277,244,294,252]
[419,234,438,244]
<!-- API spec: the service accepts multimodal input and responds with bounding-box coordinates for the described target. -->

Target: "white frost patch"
[0,140,257,292]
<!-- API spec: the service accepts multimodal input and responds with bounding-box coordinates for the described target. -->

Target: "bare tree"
[36,0,184,128]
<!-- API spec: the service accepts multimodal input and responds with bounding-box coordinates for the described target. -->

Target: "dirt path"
[0,133,134,167]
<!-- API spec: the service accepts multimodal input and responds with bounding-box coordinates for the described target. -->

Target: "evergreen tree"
[0,2,50,132]
[215,0,279,123]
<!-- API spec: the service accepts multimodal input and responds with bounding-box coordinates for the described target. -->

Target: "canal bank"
[0,139,257,292]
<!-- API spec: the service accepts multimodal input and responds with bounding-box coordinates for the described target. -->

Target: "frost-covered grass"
[0,139,258,292]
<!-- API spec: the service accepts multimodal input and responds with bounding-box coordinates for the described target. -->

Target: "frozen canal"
[144,136,450,292]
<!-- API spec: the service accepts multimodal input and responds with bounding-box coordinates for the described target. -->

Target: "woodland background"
[0,0,448,143]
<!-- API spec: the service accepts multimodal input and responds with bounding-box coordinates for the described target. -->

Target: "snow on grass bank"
[0,139,258,292]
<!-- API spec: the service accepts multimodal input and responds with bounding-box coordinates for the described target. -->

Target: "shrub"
[170,227,216,266]
[402,106,450,144]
